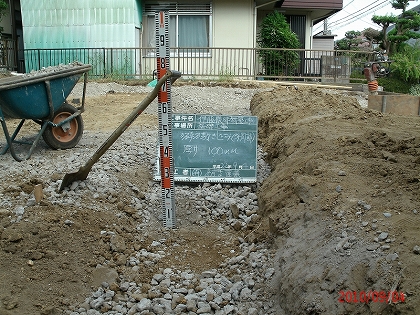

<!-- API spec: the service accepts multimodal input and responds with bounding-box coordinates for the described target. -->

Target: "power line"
[343,0,356,9]
[333,0,385,21]
[313,0,391,34]
[329,0,390,28]
[325,0,357,21]
[328,1,390,35]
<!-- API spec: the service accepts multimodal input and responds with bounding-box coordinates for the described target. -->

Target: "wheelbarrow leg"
[0,116,49,161]
[0,117,25,161]
[24,121,50,160]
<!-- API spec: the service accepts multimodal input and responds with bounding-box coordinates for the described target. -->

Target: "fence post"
[37,49,41,70]
[110,48,113,77]
[103,47,106,78]
[252,48,257,79]
[13,40,18,71]
[334,51,337,83]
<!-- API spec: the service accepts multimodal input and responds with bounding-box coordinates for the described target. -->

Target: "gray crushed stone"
[1,78,279,315]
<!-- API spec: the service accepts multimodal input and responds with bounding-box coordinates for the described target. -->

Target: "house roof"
[313,31,335,39]
[255,0,343,25]
[411,3,420,13]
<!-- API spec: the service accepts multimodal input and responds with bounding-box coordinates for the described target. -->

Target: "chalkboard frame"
[154,113,258,183]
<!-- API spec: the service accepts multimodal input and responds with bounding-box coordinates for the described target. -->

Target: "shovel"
[59,70,181,192]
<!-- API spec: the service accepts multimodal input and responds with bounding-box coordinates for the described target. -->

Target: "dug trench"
[250,85,420,314]
[0,81,418,315]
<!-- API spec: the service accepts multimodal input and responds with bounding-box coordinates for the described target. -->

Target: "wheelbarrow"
[0,63,92,161]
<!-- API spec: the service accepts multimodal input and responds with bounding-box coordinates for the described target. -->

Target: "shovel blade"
[59,166,91,191]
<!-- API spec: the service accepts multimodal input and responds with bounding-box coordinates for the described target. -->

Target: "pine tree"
[372,0,420,54]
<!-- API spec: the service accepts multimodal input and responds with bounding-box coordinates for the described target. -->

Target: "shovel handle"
[81,70,178,174]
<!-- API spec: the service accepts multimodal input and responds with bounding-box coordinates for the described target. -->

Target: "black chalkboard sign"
[155,114,258,183]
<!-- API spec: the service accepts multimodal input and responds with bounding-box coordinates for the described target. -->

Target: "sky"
[312,0,419,40]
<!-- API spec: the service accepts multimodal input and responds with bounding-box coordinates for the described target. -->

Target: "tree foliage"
[257,11,301,76]
[363,28,382,44]
[390,41,420,83]
[335,28,381,51]
[335,30,362,50]
[0,0,7,34]
[372,0,420,54]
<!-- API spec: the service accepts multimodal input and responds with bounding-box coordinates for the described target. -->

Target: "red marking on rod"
[159,12,164,28]
[159,92,168,103]
[160,147,172,188]
[157,59,166,77]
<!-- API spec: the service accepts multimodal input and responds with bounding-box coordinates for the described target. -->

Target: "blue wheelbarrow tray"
[0,63,92,161]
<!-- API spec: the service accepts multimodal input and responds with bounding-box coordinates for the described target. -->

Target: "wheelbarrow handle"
[59,70,181,191]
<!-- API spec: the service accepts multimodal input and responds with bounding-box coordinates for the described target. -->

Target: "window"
[143,2,212,54]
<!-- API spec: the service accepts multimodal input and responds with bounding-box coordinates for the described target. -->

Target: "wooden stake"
[34,184,43,203]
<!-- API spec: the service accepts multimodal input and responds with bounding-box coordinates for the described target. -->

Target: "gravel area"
[0,76,277,315]
[63,82,275,315]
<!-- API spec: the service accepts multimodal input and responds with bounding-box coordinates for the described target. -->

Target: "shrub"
[0,0,7,33]
[390,42,420,84]
[377,76,411,94]
[350,70,365,83]
[257,12,300,77]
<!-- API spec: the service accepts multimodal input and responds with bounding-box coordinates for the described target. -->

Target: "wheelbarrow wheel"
[42,102,84,150]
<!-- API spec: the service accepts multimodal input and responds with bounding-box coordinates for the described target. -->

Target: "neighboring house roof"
[410,3,420,13]
[312,31,335,39]
[280,0,342,9]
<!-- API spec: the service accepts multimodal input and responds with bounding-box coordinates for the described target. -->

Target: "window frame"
[143,2,212,57]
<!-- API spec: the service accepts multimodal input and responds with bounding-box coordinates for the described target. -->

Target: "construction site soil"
[0,80,419,315]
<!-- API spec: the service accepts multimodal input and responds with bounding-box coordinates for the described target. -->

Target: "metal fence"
[9,46,376,82]
[0,39,17,71]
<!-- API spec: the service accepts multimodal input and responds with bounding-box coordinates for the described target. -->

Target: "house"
[1,0,343,75]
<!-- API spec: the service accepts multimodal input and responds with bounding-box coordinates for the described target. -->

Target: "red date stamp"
[338,290,405,304]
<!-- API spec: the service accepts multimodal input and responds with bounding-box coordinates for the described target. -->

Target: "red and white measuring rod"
[156,11,176,228]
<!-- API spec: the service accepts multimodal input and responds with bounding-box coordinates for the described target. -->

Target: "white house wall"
[140,0,256,79]
[212,0,254,48]
[312,38,334,51]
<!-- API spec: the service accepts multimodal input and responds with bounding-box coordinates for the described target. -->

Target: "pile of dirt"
[250,85,420,314]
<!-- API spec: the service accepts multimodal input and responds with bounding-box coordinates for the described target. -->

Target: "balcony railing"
[6,46,376,83]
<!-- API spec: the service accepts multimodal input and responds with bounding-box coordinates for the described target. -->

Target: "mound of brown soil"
[251,85,420,314]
